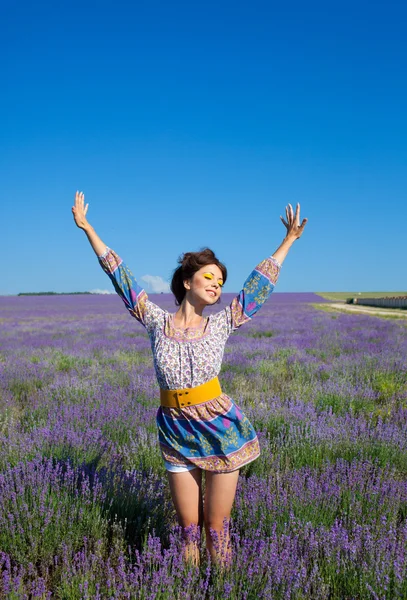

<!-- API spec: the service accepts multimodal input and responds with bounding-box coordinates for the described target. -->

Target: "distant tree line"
[17,292,93,296]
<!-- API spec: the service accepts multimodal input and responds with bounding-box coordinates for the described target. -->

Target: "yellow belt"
[160,377,222,408]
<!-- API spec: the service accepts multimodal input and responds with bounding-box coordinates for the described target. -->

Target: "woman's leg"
[204,469,240,568]
[166,468,204,566]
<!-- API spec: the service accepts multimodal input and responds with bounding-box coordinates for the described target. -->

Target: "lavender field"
[1,292,407,599]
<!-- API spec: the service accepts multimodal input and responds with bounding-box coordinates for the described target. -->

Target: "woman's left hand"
[280,203,308,239]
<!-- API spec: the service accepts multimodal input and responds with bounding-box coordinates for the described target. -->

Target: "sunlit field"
[1,292,407,599]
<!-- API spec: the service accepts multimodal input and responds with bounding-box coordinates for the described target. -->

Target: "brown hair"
[171,248,227,306]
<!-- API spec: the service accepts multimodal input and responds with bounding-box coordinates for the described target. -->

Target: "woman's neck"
[173,299,205,328]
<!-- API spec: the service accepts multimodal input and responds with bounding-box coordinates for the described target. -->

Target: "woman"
[72,191,307,568]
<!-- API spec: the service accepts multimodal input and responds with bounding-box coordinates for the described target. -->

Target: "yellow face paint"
[203,273,224,287]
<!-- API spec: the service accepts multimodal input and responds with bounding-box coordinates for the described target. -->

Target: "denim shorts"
[164,459,198,473]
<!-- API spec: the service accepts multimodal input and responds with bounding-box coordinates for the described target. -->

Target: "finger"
[280,215,288,227]
[287,204,293,225]
[296,203,300,224]
[285,205,290,223]
[301,218,308,227]
[288,203,293,223]
[84,203,89,215]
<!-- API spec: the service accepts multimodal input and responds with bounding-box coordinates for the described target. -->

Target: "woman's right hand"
[72,190,90,229]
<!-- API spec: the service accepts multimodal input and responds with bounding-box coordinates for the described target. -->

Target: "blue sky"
[2,0,406,295]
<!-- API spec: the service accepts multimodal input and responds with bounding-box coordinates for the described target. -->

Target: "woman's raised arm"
[71,191,162,328]
[72,191,108,256]
[225,203,308,332]
[272,202,308,265]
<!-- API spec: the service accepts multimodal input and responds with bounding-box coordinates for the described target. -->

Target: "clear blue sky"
[2,0,406,295]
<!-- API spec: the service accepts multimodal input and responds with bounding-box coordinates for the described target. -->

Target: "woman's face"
[184,264,224,305]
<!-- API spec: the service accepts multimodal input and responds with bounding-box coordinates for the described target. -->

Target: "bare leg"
[204,469,240,569]
[166,468,203,566]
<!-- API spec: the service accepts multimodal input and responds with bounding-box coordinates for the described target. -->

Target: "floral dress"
[98,247,281,473]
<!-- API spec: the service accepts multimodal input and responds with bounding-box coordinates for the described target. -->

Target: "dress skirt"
[156,393,260,473]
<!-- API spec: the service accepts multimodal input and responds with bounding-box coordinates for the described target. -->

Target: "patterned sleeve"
[97,246,163,329]
[223,255,281,334]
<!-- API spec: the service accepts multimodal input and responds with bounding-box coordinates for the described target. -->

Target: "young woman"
[72,191,307,568]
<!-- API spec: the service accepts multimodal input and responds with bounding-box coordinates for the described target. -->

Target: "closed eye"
[203,273,223,286]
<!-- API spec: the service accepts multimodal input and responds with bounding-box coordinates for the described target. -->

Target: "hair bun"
[180,252,192,266]
[171,248,227,306]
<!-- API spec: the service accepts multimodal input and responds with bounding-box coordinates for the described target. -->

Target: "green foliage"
[372,371,406,403]
[51,352,94,373]
[19,405,49,432]
[101,470,174,552]
[8,377,44,404]
[111,349,151,367]
[0,466,109,569]
[249,330,273,338]
[282,440,407,478]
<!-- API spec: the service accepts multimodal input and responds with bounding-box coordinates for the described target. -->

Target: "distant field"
[316,291,407,302]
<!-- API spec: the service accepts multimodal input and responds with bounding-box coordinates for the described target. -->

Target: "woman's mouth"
[206,290,216,297]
